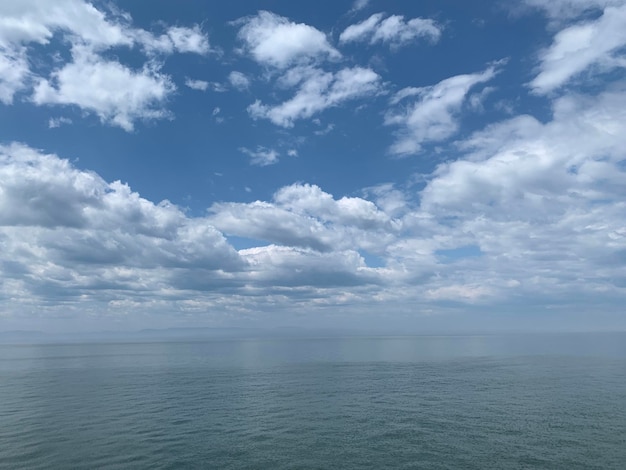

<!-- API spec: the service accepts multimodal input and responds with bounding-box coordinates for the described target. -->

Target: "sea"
[1,332,625,469]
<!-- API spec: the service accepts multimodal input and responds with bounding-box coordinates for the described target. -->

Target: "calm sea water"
[1,333,625,469]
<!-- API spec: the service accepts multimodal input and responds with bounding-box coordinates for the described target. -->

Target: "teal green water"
[1,334,625,469]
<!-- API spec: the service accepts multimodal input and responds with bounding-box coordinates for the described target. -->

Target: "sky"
[1,0,626,333]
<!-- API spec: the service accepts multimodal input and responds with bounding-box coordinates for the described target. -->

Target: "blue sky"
[2,0,626,333]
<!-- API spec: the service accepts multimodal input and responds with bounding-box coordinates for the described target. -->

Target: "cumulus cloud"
[3,89,626,319]
[413,85,626,304]
[209,183,398,255]
[340,13,442,48]
[530,4,626,94]
[0,0,133,50]
[0,144,399,317]
[240,244,382,288]
[421,89,626,215]
[385,65,498,155]
[248,66,381,127]
[32,46,175,131]
[4,1,626,324]
[236,11,340,68]
[0,0,210,129]
[0,0,210,53]
[0,143,240,304]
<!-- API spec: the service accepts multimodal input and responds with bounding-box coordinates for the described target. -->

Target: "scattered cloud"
[185,78,209,91]
[314,123,335,135]
[521,0,624,22]
[340,13,442,48]
[4,80,626,320]
[208,82,228,92]
[162,25,211,54]
[411,85,626,306]
[0,145,393,316]
[212,107,223,123]
[4,2,626,326]
[385,65,498,155]
[236,11,340,68]
[240,146,280,166]
[228,71,250,90]
[0,143,242,272]
[48,117,73,128]
[32,46,175,131]
[0,0,210,129]
[248,66,382,127]
[530,4,626,94]
[351,0,371,13]
[0,47,29,104]
[209,183,397,254]
[0,0,134,50]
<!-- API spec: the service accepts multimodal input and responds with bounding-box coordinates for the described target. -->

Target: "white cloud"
[4,1,626,326]
[0,46,29,104]
[411,86,626,307]
[185,78,209,91]
[236,11,340,68]
[0,0,211,53]
[4,84,626,323]
[208,82,228,93]
[340,13,385,43]
[0,143,243,297]
[32,46,175,131]
[248,66,381,127]
[426,285,493,302]
[0,0,133,49]
[364,183,409,217]
[209,183,397,255]
[48,117,72,128]
[239,244,381,288]
[240,146,280,166]
[228,71,250,90]
[164,25,210,54]
[0,0,210,129]
[212,107,223,123]
[467,86,495,112]
[421,88,626,214]
[521,0,624,22]
[274,184,393,230]
[314,123,335,135]
[530,4,626,94]
[340,13,442,48]
[351,0,371,12]
[0,144,399,319]
[385,65,498,155]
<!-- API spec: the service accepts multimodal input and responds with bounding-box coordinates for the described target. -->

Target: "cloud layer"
[3,68,626,321]
[2,1,626,329]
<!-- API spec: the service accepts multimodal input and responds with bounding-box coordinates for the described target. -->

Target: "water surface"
[1,333,625,469]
